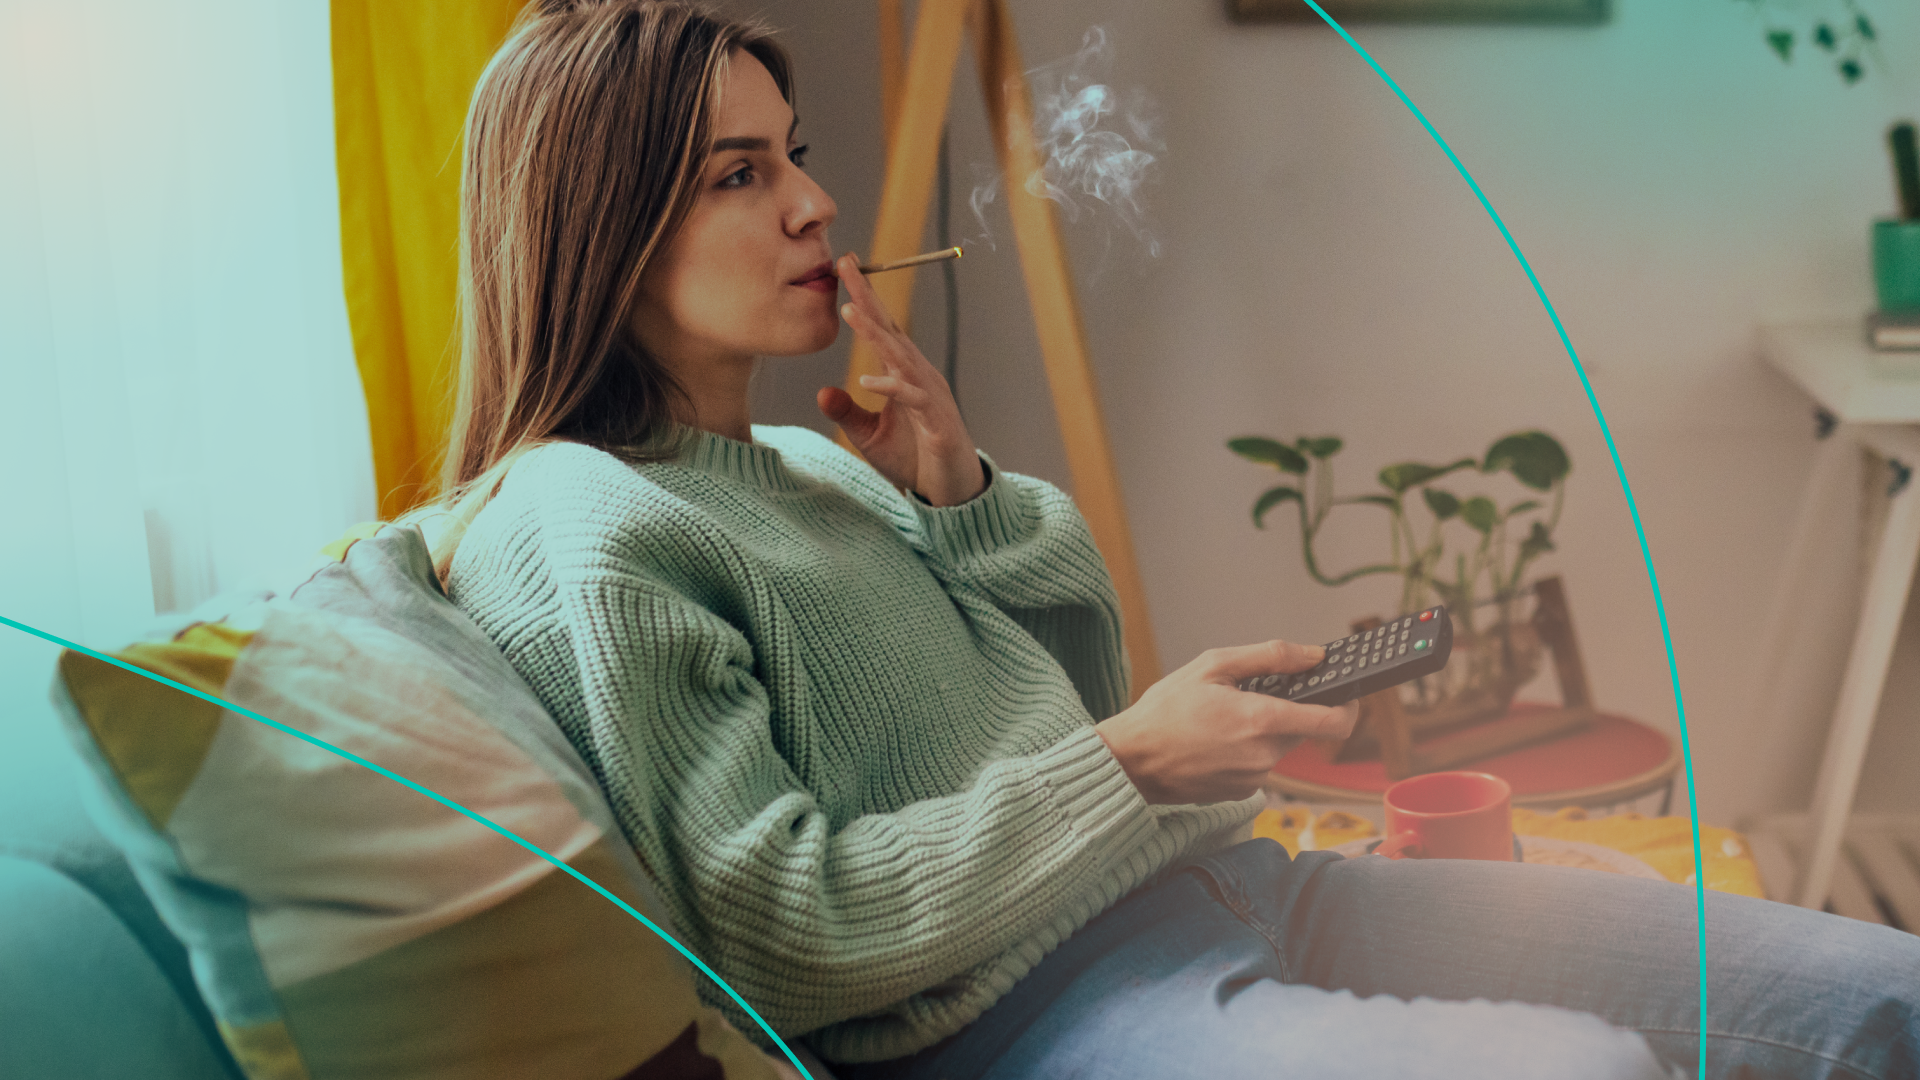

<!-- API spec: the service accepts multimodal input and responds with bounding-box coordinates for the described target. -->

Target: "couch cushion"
[0,854,239,1079]
[0,707,241,1079]
[53,524,800,1080]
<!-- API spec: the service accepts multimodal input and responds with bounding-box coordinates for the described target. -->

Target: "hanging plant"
[1739,0,1878,84]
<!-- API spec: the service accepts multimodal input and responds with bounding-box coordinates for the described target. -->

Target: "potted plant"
[1227,430,1571,734]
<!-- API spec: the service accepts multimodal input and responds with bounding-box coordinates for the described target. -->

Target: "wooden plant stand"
[1338,576,1596,780]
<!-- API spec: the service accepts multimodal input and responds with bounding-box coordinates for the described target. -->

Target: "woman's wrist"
[913,454,990,507]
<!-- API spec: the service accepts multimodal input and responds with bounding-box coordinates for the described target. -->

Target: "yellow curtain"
[331,0,527,519]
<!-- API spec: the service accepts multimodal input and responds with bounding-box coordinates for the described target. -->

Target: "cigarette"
[856,247,962,274]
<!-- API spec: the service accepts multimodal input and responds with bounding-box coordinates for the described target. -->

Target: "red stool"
[1267,703,1684,812]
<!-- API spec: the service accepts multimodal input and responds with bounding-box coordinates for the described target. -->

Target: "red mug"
[1376,771,1515,861]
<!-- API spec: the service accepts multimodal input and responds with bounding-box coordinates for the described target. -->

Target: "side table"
[1758,321,1920,911]
[1266,703,1683,812]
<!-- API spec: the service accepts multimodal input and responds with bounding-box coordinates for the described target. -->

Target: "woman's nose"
[787,167,837,237]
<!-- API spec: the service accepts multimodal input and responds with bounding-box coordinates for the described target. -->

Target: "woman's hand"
[817,252,986,507]
[1093,640,1360,805]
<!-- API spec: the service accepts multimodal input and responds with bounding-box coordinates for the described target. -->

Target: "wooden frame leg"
[967,0,1161,693]
[845,0,974,391]
[847,0,1163,696]
[1796,425,1920,909]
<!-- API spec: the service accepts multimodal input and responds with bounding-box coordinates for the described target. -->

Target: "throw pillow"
[53,523,802,1080]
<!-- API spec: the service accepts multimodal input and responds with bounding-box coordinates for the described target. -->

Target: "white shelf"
[1760,320,1920,424]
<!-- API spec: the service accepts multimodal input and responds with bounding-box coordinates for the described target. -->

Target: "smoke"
[969,27,1162,258]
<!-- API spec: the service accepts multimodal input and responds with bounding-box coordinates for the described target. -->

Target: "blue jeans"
[834,840,1919,1079]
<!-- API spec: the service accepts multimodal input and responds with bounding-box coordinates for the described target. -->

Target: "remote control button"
[1419,610,1433,621]
[1414,640,1428,651]
[1398,645,1407,655]
[1341,666,1353,676]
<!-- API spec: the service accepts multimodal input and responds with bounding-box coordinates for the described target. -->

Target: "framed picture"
[1229,0,1607,23]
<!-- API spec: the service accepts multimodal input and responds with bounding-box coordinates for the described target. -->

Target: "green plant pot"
[1873,219,1920,313]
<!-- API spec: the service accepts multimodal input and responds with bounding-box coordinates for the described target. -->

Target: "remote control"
[1236,607,1454,708]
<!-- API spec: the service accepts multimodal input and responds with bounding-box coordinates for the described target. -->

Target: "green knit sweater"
[446,425,1260,1063]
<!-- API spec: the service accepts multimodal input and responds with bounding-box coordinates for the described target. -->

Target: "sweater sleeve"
[907,459,1132,721]
[769,430,1132,722]
[531,564,1161,1038]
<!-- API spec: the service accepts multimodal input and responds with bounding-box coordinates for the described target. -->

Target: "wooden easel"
[851,0,1161,697]
[1341,576,1596,780]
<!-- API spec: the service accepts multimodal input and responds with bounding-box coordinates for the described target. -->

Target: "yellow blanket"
[1250,805,1764,898]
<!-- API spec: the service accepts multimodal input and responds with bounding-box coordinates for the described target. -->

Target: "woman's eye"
[719,165,754,189]
[788,144,809,168]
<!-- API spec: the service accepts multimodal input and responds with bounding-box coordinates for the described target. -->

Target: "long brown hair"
[412,0,791,572]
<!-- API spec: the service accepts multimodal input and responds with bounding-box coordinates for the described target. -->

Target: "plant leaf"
[1814,22,1836,51]
[1519,520,1555,560]
[1461,496,1498,534]
[1252,486,1302,529]
[1229,437,1308,474]
[1378,458,1475,494]
[1767,28,1793,62]
[1840,58,1863,83]
[1297,436,1343,459]
[1423,488,1461,521]
[1505,499,1541,516]
[1338,494,1399,508]
[1857,15,1875,41]
[1482,431,1570,491]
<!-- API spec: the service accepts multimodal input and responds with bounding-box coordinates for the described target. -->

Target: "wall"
[0,1,373,797]
[725,0,1920,826]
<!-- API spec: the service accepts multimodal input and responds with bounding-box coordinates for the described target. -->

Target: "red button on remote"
[1418,610,1434,621]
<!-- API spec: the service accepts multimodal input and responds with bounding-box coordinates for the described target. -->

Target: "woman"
[426,2,1919,1077]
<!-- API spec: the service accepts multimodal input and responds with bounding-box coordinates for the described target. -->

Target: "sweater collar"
[673,426,803,492]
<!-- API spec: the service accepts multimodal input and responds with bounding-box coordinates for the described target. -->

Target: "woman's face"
[632,52,839,370]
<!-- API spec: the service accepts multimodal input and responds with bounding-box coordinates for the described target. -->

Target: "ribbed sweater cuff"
[1032,726,1156,864]
[911,453,1031,566]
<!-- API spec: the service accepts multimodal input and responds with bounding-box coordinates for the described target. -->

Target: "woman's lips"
[791,263,838,293]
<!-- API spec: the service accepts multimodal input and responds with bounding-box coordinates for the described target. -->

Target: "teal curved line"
[1293,2,1709,1072]
[0,613,816,1080]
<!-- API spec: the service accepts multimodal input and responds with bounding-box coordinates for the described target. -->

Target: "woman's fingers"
[816,386,880,442]
[836,255,905,338]
[1202,640,1327,684]
[838,254,941,380]
[857,373,933,408]
[839,299,923,383]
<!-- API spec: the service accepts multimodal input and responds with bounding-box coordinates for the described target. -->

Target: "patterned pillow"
[52,523,802,1080]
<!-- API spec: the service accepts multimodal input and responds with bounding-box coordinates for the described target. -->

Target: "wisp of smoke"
[969,27,1162,258]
